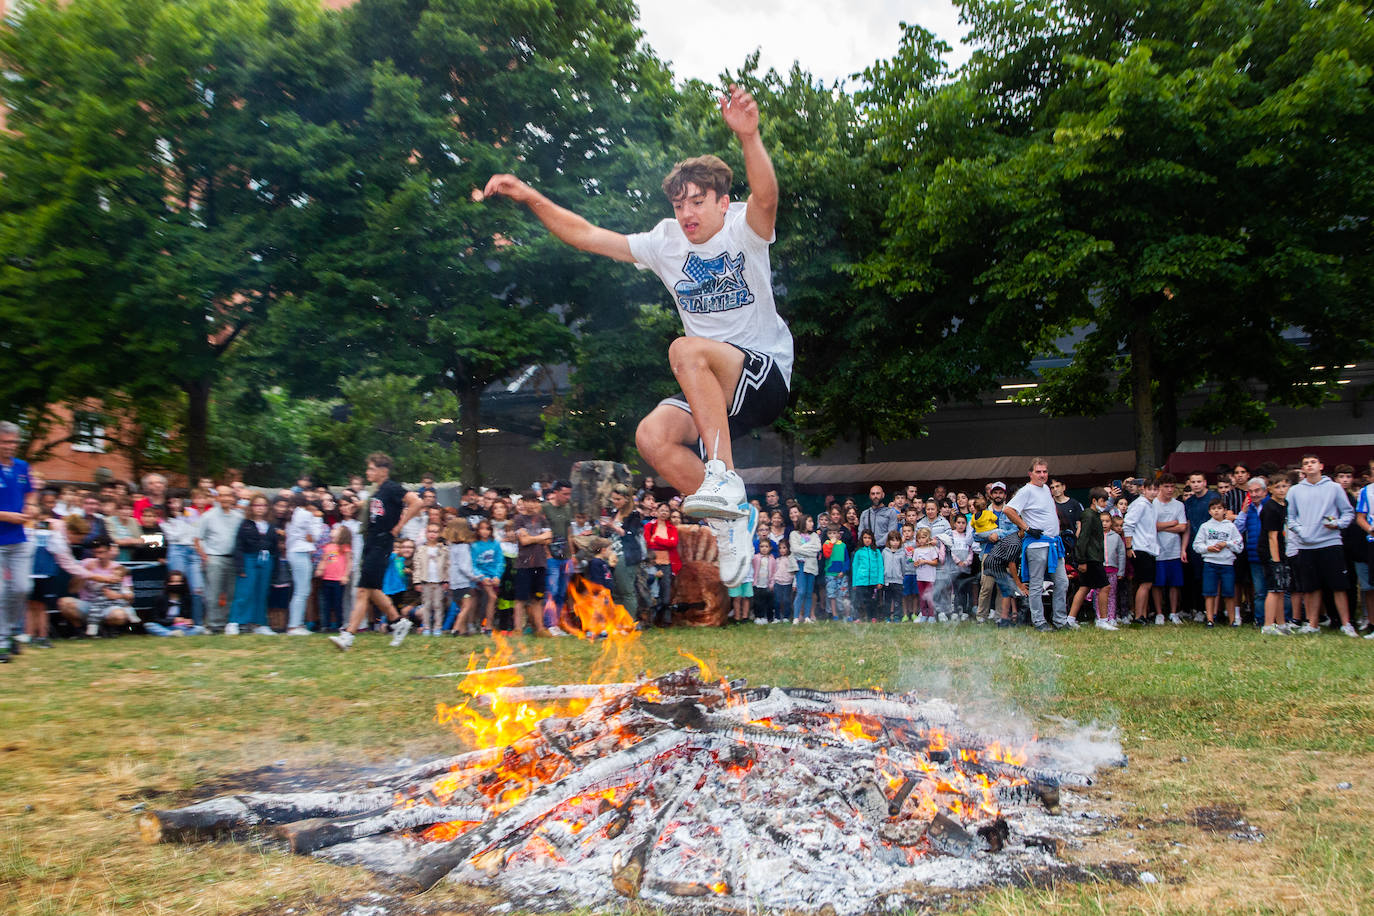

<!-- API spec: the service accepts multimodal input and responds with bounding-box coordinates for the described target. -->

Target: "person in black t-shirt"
[1259,474,1293,635]
[330,452,423,651]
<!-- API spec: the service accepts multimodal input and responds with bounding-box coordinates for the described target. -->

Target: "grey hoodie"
[1286,475,1353,550]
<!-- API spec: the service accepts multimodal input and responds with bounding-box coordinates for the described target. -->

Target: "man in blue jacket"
[0,422,34,663]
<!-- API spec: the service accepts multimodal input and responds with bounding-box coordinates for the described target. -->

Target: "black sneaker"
[1034,623,1055,632]
[1205,620,1215,628]
[996,619,1012,628]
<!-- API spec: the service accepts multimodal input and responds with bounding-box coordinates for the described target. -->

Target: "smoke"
[892,632,1124,778]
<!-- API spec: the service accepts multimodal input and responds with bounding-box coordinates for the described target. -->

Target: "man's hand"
[720,84,759,137]
[482,173,535,204]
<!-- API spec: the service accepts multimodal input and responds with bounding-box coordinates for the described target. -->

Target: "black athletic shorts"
[1131,551,1156,586]
[1266,559,1292,594]
[358,534,394,590]
[513,567,543,601]
[1078,560,1108,590]
[660,344,789,460]
[1292,545,1349,593]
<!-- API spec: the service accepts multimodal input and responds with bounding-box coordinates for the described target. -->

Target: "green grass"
[2,622,1372,914]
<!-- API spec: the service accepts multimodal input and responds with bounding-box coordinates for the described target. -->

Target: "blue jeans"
[1248,562,1267,623]
[229,553,273,627]
[0,541,26,645]
[1024,546,1068,627]
[545,558,569,627]
[793,570,815,619]
[287,551,314,630]
[772,583,795,620]
[166,543,206,624]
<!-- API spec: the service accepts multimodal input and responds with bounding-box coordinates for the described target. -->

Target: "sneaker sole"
[682,499,747,520]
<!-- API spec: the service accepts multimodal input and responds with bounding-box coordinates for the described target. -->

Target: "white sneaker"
[1295,624,1321,635]
[1062,617,1081,629]
[286,626,311,636]
[803,617,815,624]
[792,618,800,626]
[547,626,567,637]
[1169,613,1183,625]
[1340,623,1359,638]
[753,618,768,626]
[389,617,413,647]
[14,633,30,644]
[707,504,757,588]
[937,612,949,623]
[253,626,277,635]
[329,630,354,651]
[419,627,431,636]
[1154,614,1165,626]
[224,623,240,636]
[86,622,100,637]
[1364,630,1374,640]
[1261,624,1289,636]
[682,459,748,519]
[1095,618,1118,631]
[1193,611,1206,622]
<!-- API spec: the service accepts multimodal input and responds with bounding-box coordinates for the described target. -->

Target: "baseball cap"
[989,481,1007,491]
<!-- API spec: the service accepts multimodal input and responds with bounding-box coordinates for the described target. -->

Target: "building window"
[70,411,107,454]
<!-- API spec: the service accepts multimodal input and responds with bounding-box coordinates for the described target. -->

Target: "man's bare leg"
[636,405,710,495]
[666,336,744,467]
[333,587,411,650]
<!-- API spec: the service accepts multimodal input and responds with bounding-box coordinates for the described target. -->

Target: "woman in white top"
[161,493,205,623]
[284,493,324,634]
[788,516,821,623]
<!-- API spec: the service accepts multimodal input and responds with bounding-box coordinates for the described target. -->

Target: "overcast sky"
[634,0,972,88]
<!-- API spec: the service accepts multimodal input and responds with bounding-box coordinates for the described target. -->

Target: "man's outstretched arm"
[720,84,778,241]
[482,175,635,263]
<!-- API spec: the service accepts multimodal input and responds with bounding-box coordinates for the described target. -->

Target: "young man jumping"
[483,84,790,587]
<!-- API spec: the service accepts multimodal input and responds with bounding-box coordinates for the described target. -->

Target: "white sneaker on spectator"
[682,459,748,520]
[329,630,354,651]
[253,626,277,635]
[753,618,768,626]
[1261,624,1289,636]
[1294,624,1320,635]
[937,612,949,622]
[224,623,240,636]
[547,626,567,637]
[1340,623,1359,638]
[1169,613,1183,625]
[1154,613,1165,626]
[707,505,756,588]
[286,626,311,635]
[1193,611,1206,623]
[85,621,100,638]
[1094,618,1118,631]
[14,633,30,644]
[1364,630,1374,639]
[389,617,413,647]
[1062,617,1081,629]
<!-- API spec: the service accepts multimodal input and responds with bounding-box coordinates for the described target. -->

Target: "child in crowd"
[912,528,941,621]
[772,537,797,623]
[511,491,552,637]
[445,519,477,635]
[412,522,449,635]
[1193,497,1244,627]
[822,522,850,621]
[382,538,418,629]
[1101,513,1125,624]
[143,571,209,636]
[1068,488,1113,629]
[851,529,883,622]
[315,524,352,632]
[949,513,976,618]
[470,519,505,634]
[751,538,776,623]
[728,559,754,624]
[571,512,594,538]
[68,535,139,637]
[644,503,680,628]
[900,523,921,621]
[788,516,820,624]
[1261,474,1293,635]
[882,530,905,622]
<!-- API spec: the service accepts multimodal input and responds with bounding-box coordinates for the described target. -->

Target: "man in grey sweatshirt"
[1287,454,1357,636]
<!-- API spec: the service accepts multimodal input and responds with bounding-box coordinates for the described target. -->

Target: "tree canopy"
[1,0,1370,484]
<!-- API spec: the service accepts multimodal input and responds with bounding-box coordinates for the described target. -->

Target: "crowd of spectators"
[2,415,1372,661]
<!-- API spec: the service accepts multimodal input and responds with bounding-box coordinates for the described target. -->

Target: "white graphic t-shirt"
[627,202,793,386]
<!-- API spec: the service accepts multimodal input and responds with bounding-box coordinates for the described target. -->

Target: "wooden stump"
[670,524,728,627]
[570,460,631,520]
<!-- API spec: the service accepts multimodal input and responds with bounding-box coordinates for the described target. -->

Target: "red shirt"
[643,519,681,574]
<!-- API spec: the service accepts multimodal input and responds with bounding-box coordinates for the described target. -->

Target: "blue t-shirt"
[0,458,32,546]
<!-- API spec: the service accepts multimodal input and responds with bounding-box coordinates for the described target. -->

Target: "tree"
[860,1,1374,472]
[305,373,461,483]
[0,0,353,479]
[244,0,673,486]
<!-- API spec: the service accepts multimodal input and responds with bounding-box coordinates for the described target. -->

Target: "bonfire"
[140,581,1123,913]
